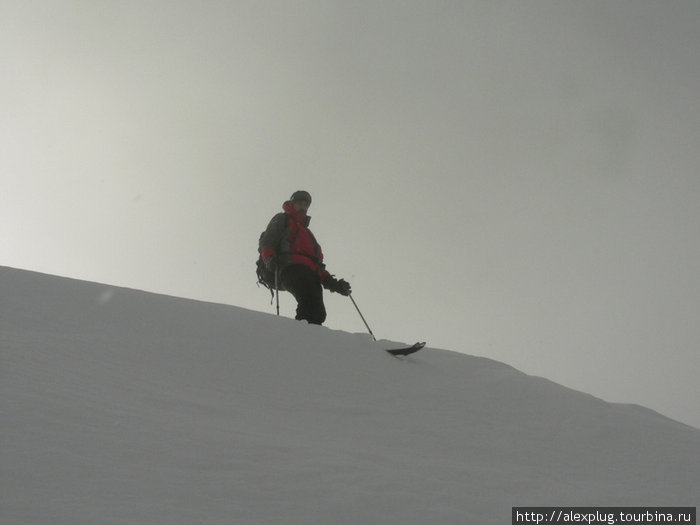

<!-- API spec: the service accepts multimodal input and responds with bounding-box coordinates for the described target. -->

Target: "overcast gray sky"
[3,1,699,428]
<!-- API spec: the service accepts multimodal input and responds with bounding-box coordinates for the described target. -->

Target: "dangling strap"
[274,267,280,315]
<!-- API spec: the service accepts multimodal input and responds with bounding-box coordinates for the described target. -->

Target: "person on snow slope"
[259,191,351,325]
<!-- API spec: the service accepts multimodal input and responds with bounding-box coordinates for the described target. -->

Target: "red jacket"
[259,201,329,282]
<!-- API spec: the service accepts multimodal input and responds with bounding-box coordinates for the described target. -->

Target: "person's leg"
[280,265,327,325]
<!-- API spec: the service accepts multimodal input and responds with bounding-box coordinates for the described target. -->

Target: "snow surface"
[2,266,698,524]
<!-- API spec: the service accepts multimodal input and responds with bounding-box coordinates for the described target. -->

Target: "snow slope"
[2,267,698,524]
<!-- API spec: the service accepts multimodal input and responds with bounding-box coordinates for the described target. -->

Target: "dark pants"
[280,265,327,325]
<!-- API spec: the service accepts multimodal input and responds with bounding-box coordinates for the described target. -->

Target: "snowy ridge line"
[2,266,699,525]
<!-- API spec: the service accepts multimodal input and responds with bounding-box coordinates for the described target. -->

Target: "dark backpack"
[256,215,289,297]
[255,243,278,297]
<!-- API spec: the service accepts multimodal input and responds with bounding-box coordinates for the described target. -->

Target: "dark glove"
[327,277,351,296]
[337,279,352,296]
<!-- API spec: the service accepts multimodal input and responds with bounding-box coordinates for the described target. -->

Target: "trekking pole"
[348,294,376,341]
[274,268,280,316]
